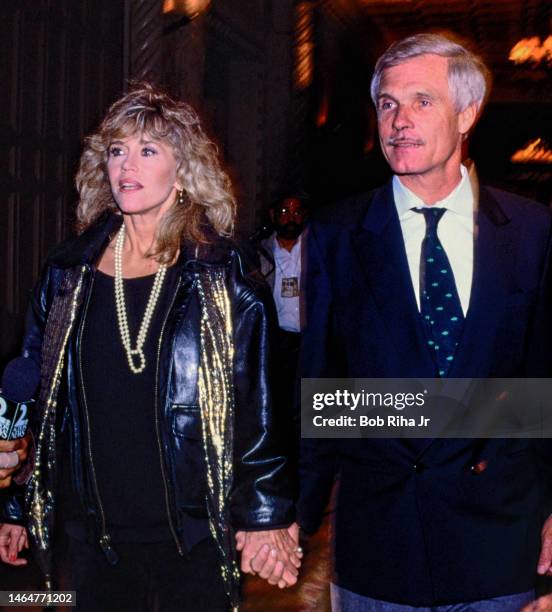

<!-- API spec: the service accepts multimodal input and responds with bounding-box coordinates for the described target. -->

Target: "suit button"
[413,462,425,473]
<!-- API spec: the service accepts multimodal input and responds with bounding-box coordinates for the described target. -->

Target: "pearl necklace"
[114,224,167,374]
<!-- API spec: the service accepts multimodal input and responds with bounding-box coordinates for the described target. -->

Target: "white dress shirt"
[392,165,475,315]
[272,233,302,332]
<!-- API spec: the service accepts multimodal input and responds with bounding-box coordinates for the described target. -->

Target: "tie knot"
[413,207,446,233]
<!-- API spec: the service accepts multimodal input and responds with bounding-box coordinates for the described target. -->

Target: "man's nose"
[392,106,413,131]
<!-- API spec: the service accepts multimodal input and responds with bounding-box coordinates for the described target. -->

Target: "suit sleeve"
[297,223,338,534]
[526,216,552,517]
[524,215,552,377]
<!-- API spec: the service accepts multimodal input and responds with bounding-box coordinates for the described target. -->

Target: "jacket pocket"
[170,404,208,518]
[172,404,202,439]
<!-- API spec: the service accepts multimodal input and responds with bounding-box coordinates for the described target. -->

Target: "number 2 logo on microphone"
[0,397,10,438]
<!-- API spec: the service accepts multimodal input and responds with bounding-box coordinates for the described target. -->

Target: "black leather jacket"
[18,213,294,558]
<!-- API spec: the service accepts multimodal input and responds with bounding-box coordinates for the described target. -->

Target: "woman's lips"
[119,180,143,191]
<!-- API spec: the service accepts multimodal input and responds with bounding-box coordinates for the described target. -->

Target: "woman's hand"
[236,522,302,588]
[0,523,28,566]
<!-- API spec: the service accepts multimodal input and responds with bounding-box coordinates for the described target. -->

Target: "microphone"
[0,357,40,441]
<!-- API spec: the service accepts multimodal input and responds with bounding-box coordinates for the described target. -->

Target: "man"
[298,33,552,611]
[257,194,308,421]
[258,194,307,333]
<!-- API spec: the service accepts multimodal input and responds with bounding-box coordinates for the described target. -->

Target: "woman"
[2,83,300,611]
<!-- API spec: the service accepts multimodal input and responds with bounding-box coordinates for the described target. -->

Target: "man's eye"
[419,99,431,107]
[379,101,394,111]
[108,146,124,157]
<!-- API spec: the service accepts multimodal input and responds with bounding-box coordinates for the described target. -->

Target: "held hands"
[0,523,28,566]
[236,522,302,589]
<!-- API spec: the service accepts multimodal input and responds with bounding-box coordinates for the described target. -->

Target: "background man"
[257,194,308,333]
[256,194,308,425]
[298,33,552,611]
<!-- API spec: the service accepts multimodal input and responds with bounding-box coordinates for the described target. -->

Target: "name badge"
[281,277,299,298]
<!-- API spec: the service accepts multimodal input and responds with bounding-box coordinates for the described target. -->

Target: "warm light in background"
[511,138,552,164]
[316,93,329,127]
[509,35,552,66]
[363,136,375,154]
[294,2,315,89]
[162,0,211,18]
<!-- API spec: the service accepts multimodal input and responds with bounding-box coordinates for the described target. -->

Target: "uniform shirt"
[272,233,302,332]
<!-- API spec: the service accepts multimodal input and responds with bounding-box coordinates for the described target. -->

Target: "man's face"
[272,198,307,240]
[376,54,475,180]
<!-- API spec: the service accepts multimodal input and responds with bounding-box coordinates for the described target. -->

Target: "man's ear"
[458,103,478,136]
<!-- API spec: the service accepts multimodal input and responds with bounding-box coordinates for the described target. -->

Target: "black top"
[78,270,171,542]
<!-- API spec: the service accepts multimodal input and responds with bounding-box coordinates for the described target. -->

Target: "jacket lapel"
[448,187,514,377]
[349,184,515,458]
[351,183,437,377]
[416,188,515,459]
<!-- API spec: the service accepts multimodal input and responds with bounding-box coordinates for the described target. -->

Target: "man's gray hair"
[370,33,491,114]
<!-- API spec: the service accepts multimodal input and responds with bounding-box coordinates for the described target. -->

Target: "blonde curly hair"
[75,82,236,264]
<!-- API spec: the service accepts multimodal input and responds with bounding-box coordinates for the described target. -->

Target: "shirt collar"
[393,164,473,221]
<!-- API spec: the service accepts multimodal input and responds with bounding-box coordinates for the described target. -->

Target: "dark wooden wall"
[0,0,125,365]
[161,1,297,237]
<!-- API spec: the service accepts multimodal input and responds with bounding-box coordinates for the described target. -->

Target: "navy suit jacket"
[298,181,552,605]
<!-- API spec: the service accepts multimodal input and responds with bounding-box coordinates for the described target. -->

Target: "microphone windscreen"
[1,357,40,402]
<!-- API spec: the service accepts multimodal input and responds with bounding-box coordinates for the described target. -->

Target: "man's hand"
[0,523,28,566]
[236,523,302,589]
[0,434,31,488]
[537,514,552,575]
[521,594,552,612]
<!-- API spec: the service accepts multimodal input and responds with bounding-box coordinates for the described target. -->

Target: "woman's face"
[106,133,181,217]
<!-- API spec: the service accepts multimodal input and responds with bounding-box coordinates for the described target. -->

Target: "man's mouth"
[278,223,303,238]
[387,138,424,148]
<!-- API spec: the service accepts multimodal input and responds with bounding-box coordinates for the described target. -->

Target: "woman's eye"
[108,146,124,157]
[142,147,156,157]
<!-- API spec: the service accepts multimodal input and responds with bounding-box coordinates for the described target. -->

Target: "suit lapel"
[349,184,515,457]
[414,188,515,460]
[351,183,437,377]
[448,187,515,377]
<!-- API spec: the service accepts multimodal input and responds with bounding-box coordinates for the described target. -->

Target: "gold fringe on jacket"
[26,266,87,581]
[196,268,241,609]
